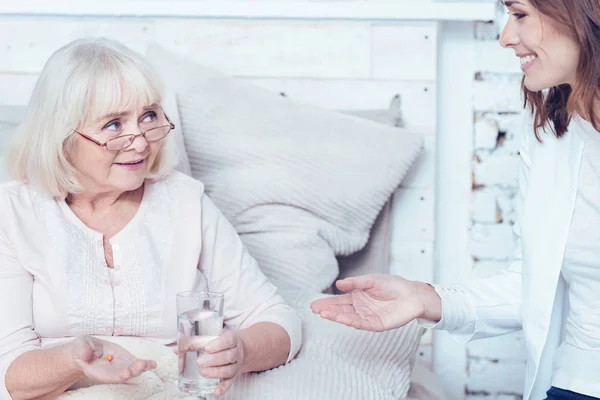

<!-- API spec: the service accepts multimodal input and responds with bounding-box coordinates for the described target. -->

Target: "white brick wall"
[466,21,526,400]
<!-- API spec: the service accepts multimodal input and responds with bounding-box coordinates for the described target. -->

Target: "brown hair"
[524,0,600,140]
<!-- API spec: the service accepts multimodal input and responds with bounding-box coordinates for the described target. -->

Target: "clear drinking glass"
[177,291,224,397]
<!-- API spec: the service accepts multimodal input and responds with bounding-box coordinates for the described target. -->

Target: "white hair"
[9,37,176,197]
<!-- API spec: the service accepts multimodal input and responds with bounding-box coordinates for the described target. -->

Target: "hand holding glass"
[177,291,224,397]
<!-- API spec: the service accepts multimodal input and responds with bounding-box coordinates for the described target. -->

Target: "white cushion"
[223,289,425,400]
[55,290,425,400]
[146,44,424,292]
[0,122,17,183]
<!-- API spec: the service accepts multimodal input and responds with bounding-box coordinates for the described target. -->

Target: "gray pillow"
[146,44,423,292]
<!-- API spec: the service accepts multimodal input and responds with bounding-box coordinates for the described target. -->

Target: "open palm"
[70,336,156,383]
[310,274,426,331]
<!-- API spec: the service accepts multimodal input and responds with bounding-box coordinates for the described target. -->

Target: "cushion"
[146,44,423,292]
[0,107,22,183]
[57,290,425,400]
[223,289,425,400]
[335,200,393,293]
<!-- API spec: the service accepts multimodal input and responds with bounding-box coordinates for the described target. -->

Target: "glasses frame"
[73,112,175,152]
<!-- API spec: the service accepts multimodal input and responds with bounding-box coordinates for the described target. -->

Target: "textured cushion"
[146,44,423,292]
[0,110,20,183]
[223,289,425,400]
[335,200,393,292]
[57,290,425,400]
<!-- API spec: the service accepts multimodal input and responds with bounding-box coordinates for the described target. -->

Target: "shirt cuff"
[417,284,476,333]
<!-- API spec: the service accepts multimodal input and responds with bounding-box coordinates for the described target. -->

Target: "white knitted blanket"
[58,290,424,400]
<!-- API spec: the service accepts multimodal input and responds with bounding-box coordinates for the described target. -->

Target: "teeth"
[118,160,142,165]
[520,54,537,65]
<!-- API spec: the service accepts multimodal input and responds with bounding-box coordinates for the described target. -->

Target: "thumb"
[335,275,376,293]
[79,336,104,363]
[74,336,103,364]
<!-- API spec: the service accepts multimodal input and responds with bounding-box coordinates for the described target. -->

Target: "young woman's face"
[499,0,580,92]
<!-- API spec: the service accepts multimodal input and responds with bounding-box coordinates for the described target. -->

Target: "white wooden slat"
[401,134,435,189]
[421,330,433,346]
[389,240,434,282]
[372,24,437,80]
[0,18,155,74]
[0,74,36,106]
[0,18,439,81]
[243,78,436,133]
[0,1,497,22]
[390,189,435,241]
[153,20,372,79]
[416,344,433,369]
[0,75,436,133]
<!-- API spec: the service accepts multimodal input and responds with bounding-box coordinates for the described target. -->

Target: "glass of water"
[177,291,224,397]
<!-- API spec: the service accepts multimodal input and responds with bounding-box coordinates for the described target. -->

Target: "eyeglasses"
[73,113,175,152]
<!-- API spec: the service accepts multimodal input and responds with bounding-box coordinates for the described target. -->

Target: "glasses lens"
[106,135,135,151]
[145,126,171,142]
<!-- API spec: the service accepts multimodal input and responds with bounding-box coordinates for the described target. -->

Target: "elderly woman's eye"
[104,121,121,131]
[142,111,157,123]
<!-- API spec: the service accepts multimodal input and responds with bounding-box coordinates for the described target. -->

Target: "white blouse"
[553,118,600,397]
[0,171,302,399]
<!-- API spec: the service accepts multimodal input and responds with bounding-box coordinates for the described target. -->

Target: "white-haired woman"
[0,38,301,400]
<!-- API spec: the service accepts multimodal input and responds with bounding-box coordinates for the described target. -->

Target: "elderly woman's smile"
[114,159,145,167]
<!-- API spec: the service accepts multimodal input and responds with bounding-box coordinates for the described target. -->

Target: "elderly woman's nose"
[129,134,149,152]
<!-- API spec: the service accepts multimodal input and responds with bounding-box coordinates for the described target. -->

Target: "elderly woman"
[0,38,301,400]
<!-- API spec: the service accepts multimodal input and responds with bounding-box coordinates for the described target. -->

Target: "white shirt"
[0,171,302,399]
[553,119,600,397]
[418,113,600,399]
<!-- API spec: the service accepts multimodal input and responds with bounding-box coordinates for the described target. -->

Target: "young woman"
[312,1,600,399]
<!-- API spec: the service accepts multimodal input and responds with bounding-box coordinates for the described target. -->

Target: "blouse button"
[112,244,120,252]
[116,301,123,308]
[114,281,121,286]
[104,279,110,285]
[114,265,121,271]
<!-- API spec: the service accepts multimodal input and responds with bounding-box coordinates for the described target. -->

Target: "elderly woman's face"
[71,103,166,194]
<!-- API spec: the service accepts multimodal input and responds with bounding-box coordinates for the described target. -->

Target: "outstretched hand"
[69,335,157,384]
[310,274,438,332]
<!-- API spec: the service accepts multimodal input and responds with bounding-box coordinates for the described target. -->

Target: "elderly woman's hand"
[196,331,246,397]
[69,335,157,384]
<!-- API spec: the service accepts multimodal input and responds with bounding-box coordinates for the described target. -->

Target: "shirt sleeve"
[0,202,40,399]
[417,284,477,335]
[198,194,302,363]
[418,113,533,343]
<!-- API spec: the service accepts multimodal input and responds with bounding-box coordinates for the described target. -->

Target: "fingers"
[200,363,238,380]
[335,275,376,293]
[128,359,157,377]
[215,378,234,397]
[318,310,381,332]
[197,348,237,368]
[310,294,353,313]
[204,331,237,354]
